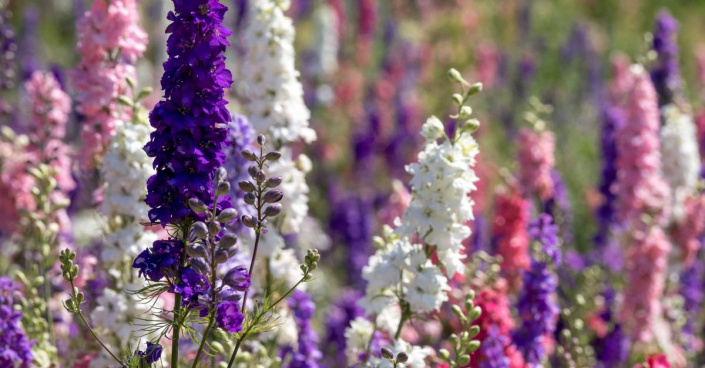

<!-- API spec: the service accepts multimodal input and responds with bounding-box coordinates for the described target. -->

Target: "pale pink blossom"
[476,43,499,89]
[517,128,555,201]
[73,0,147,168]
[377,180,411,226]
[614,66,670,225]
[621,226,671,343]
[24,71,70,144]
[671,194,705,266]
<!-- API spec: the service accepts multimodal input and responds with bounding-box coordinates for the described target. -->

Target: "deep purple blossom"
[328,191,374,288]
[169,267,210,309]
[512,260,559,365]
[216,301,245,333]
[544,171,573,247]
[650,10,680,106]
[324,289,365,366]
[480,327,510,368]
[594,324,630,368]
[222,265,251,291]
[132,239,183,281]
[0,277,34,367]
[143,0,234,227]
[282,290,322,368]
[529,214,560,265]
[137,342,163,364]
[679,249,704,349]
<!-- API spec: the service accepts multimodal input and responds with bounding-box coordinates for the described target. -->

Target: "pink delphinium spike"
[671,194,705,266]
[614,66,670,225]
[476,43,499,89]
[492,185,530,291]
[517,127,556,201]
[73,0,147,168]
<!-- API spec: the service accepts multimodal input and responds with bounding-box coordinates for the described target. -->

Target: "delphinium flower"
[615,66,671,344]
[678,248,703,352]
[471,287,526,368]
[329,190,374,288]
[279,290,322,368]
[492,184,530,290]
[671,194,705,265]
[544,171,573,247]
[512,214,560,366]
[73,0,147,168]
[650,11,681,106]
[659,104,701,223]
[136,1,241,366]
[0,276,34,367]
[517,100,556,202]
[354,71,482,368]
[241,0,316,241]
[324,289,365,366]
[635,353,671,368]
[592,104,622,270]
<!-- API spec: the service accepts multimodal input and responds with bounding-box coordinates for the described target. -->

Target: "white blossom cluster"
[313,4,339,78]
[344,317,433,368]
[242,0,316,144]
[101,119,157,269]
[660,104,701,222]
[359,228,449,315]
[398,116,479,276]
[267,148,312,234]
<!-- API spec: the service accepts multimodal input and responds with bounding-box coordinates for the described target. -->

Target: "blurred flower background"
[2,0,705,367]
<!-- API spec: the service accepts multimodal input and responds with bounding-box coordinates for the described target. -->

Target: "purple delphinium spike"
[592,287,630,368]
[281,290,322,368]
[543,170,573,247]
[679,247,704,350]
[513,214,560,364]
[143,0,234,227]
[480,327,511,368]
[324,289,365,366]
[592,104,623,271]
[0,277,34,367]
[328,191,374,288]
[650,10,681,106]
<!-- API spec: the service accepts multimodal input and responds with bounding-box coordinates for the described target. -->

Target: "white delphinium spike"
[660,104,701,222]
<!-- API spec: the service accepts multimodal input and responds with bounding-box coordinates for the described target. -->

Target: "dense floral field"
[2,0,705,367]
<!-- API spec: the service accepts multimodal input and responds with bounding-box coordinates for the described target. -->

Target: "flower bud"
[448,68,469,85]
[381,347,394,360]
[191,222,208,239]
[248,165,258,179]
[217,208,238,223]
[238,180,256,193]
[458,105,473,119]
[241,215,257,228]
[263,190,283,203]
[263,204,282,217]
[215,181,230,196]
[219,288,242,302]
[241,150,257,161]
[467,82,483,95]
[265,176,282,188]
[190,258,210,274]
[219,234,238,250]
[216,167,228,182]
[244,192,256,205]
[215,249,229,264]
[396,352,408,363]
[188,198,208,214]
[264,151,281,161]
[186,243,208,258]
[208,221,221,236]
[257,134,266,146]
[255,170,266,183]
[458,354,471,366]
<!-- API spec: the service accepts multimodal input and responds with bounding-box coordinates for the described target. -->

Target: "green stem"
[171,235,188,368]
[192,226,220,368]
[191,317,216,368]
[394,312,408,340]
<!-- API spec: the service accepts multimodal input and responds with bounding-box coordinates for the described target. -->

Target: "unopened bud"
[215,249,229,263]
[241,150,257,161]
[219,234,238,249]
[248,165,258,179]
[217,208,238,223]
[241,215,257,228]
[191,222,208,238]
[216,181,230,196]
[263,190,283,203]
[208,221,221,236]
[255,170,266,183]
[244,193,256,205]
[190,258,209,274]
[257,134,266,146]
[264,204,282,217]
[396,352,408,363]
[216,167,228,182]
[188,198,208,214]
[265,151,281,161]
[187,243,208,258]
[239,180,256,193]
[381,347,394,360]
[265,176,282,188]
